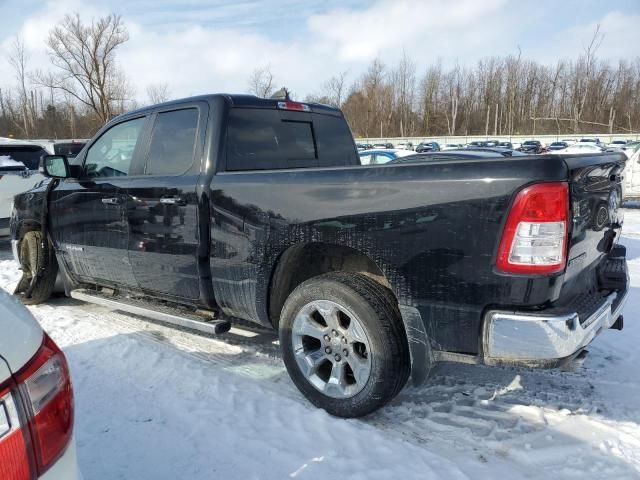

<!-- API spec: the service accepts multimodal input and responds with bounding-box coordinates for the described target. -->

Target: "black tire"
[279,272,410,418]
[15,231,58,305]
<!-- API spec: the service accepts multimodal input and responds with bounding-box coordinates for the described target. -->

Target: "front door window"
[85,117,145,178]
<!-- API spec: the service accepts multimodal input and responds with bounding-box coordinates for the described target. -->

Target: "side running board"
[70,289,231,335]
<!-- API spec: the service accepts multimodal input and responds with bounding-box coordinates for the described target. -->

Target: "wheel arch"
[267,242,390,329]
[266,242,433,385]
[13,219,42,243]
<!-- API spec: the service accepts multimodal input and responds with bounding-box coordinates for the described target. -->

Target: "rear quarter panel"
[557,153,626,303]
[211,156,568,354]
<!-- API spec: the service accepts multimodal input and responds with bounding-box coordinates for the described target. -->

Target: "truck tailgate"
[560,152,626,301]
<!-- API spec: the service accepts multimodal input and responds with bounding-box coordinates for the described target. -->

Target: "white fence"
[356,133,640,145]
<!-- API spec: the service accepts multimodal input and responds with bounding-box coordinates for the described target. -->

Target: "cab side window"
[85,117,145,178]
[145,108,199,175]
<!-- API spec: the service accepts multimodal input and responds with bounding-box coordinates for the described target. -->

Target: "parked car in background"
[415,141,440,152]
[548,141,570,151]
[497,141,513,150]
[623,143,640,200]
[606,140,629,151]
[562,139,577,145]
[0,139,47,236]
[548,143,605,154]
[0,289,80,479]
[359,148,416,165]
[579,138,604,147]
[394,142,414,150]
[461,147,527,157]
[355,143,374,150]
[441,143,465,150]
[624,141,640,153]
[373,142,394,149]
[518,140,545,154]
[388,149,515,163]
[53,141,87,158]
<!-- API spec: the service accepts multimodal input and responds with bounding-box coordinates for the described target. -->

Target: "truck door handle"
[101,197,123,205]
[160,196,186,206]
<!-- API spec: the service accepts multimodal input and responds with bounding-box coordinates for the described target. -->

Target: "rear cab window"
[225,105,358,171]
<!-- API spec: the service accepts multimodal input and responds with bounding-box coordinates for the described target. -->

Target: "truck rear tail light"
[497,182,569,274]
[277,101,311,112]
[15,333,74,476]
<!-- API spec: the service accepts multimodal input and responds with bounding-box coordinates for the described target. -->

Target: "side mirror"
[40,155,71,178]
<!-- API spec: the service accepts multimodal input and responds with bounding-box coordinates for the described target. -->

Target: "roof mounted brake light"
[277,101,311,112]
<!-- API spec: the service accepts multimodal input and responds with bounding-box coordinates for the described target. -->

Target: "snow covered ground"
[2,212,640,479]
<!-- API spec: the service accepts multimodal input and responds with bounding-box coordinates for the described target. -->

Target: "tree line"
[300,27,640,138]
[1,14,638,141]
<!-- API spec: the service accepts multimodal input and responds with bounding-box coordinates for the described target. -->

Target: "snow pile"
[1,211,640,479]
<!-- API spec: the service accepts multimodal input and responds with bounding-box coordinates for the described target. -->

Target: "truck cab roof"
[121,94,343,120]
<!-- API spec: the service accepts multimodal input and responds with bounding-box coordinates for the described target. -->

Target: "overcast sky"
[0,0,638,101]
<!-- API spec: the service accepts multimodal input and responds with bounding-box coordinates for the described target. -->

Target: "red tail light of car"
[497,182,569,274]
[0,383,32,480]
[0,333,74,479]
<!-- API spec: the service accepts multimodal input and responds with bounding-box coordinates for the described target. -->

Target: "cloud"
[0,0,637,104]
[118,0,515,99]
[307,0,510,62]
[541,11,640,62]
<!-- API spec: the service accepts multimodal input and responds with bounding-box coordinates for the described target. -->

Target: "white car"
[0,289,81,479]
[394,143,414,150]
[578,137,604,147]
[441,143,465,150]
[607,140,629,150]
[623,143,640,200]
[549,144,605,154]
[0,138,48,236]
[359,148,416,165]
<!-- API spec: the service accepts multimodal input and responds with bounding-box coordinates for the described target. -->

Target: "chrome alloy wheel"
[291,299,372,399]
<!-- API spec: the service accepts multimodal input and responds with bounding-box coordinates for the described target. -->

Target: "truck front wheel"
[279,272,410,417]
[15,231,58,305]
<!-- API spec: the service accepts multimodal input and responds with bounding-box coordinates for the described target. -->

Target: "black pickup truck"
[10,94,629,417]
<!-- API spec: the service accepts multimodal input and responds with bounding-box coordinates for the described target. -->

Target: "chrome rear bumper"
[483,288,627,367]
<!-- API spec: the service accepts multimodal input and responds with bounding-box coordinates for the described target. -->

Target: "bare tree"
[248,65,275,98]
[572,24,604,132]
[33,14,131,124]
[392,52,416,136]
[443,66,461,136]
[323,72,348,107]
[146,83,171,104]
[7,36,34,136]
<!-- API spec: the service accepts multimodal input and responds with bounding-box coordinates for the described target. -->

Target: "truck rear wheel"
[15,231,58,305]
[279,272,410,417]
